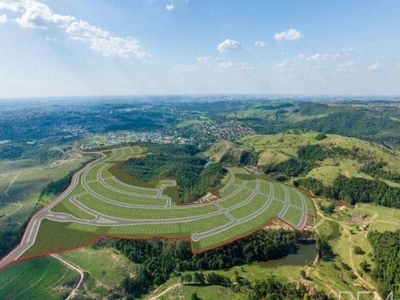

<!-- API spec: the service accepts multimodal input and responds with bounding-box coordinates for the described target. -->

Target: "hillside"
[240,132,400,187]
[203,140,258,166]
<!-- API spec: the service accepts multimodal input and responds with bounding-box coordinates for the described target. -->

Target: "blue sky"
[0,0,399,97]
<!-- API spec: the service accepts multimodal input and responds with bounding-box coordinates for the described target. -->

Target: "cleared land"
[2,145,315,265]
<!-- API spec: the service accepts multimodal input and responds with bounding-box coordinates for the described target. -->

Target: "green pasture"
[60,246,138,288]
[0,256,77,300]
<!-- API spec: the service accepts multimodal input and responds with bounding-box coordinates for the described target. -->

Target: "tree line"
[114,229,310,298]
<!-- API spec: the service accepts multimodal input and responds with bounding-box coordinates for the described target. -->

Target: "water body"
[259,243,316,268]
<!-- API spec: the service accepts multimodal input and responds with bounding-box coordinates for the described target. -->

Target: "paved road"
[0,151,105,270]
[0,146,312,270]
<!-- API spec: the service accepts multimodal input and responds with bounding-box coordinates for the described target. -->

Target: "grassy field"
[60,246,138,288]
[22,220,101,258]
[0,152,91,230]
[239,132,400,188]
[0,256,77,300]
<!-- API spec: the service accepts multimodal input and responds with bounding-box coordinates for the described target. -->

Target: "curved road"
[0,146,312,270]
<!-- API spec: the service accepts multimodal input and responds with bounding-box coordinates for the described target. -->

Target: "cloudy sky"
[1,0,399,98]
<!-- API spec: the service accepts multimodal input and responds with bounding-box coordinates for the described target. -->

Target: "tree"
[191,293,201,300]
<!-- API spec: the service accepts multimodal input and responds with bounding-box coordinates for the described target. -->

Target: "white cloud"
[342,47,355,53]
[197,56,214,68]
[0,13,6,23]
[15,1,74,29]
[296,53,306,60]
[217,39,241,52]
[273,60,291,70]
[254,40,266,48]
[218,61,252,70]
[166,4,174,11]
[368,62,380,71]
[306,53,340,61]
[0,1,23,12]
[0,0,148,59]
[274,29,303,41]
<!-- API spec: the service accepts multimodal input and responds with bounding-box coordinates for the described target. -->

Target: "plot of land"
[1,146,316,267]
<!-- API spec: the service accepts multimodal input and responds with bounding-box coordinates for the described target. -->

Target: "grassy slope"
[240,132,400,186]
[0,256,76,300]
[0,152,91,230]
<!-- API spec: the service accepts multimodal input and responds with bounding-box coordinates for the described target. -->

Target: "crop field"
[12,145,315,261]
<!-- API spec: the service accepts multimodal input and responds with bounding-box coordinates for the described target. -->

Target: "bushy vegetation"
[368,230,400,299]
[360,161,400,183]
[120,144,224,202]
[263,144,329,177]
[0,224,26,259]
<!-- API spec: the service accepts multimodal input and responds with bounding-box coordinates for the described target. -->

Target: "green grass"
[229,194,269,220]
[60,246,137,287]
[102,177,159,196]
[286,186,304,209]
[51,197,95,220]
[22,220,100,258]
[87,181,167,206]
[0,153,91,228]
[83,163,104,182]
[76,193,219,219]
[194,200,285,251]
[282,206,303,226]
[0,256,77,300]
[271,182,286,201]
[219,183,242,198]
[219,188,254,209]
[19,146,316,258]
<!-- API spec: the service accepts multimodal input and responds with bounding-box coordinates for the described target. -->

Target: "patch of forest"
[262,143,400,208]
[120,144,225,203]
[368,230,400,299]
[112,229,327,299]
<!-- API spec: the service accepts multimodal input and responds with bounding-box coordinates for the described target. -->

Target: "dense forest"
[120,144,224,202]
[113,229,315,298]
[368,230,400,299]
[296,175,400,208]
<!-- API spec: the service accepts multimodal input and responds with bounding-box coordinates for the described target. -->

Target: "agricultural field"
[2,145,315,264]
